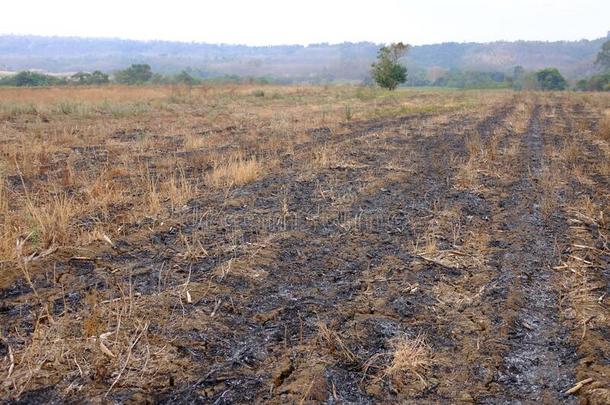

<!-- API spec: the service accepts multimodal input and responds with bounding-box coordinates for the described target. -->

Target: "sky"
[1,0,608,46]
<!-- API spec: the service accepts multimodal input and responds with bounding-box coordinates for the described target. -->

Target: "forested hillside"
[0,34,607,81]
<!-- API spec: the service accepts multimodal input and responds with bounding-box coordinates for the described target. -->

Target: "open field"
[0,85,609,403]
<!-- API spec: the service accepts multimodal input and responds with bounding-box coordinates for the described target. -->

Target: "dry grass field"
[0,84,609,403]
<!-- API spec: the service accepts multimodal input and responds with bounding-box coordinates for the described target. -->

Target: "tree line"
[2,35,606,80]
[0,64,285,87]
[2,38,609,91]
[0,64,201,87]
[372,39,610,91]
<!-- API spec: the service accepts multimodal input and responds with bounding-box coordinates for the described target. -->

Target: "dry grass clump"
[537,165,563,218]
[508,101,530,133]
[598,109,610,142]
[25,193,75,248]
[456,129,500,190]
[145,173,163,217]
[0,172,6,218]
[596,158,610,178]
[132,162,196,218]
[0,173,10,262]
[363,333,431,394]
[501,139,520,160]
[81,170,124,217]
[383,335,430,388]
[316,322,357,364]
[455,157,479,189]
[207,153,262,187]
[485,132,501,162]
[468,130,500,165]
[561,138,582,168]
[563,267,607,331]
[465,132,483,159]
[164,167,195,211]
[183,133,208,150]
[312,146,333,169]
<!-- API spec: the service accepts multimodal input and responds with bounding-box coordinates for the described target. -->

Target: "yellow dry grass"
[183,133,209,150]
[165,168,195,210]
[0,172,6,217]
[207,153,263,187]
[599,109,610,142]
[25,193,75,248]
[384,335,431,388]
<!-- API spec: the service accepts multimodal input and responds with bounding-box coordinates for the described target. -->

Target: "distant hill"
[0,34,608,82]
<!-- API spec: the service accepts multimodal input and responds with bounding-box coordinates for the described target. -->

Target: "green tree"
[512,65,526,90]
[114,64,153,85]
[71,70,109,85]
[150,73,169,85]
[371,42,409,90]
[535,68,567,91]
[89,70,109,85]
[71,72,90,84]
[595,40,610,71]
[174,70,196,86]
[575,72,610,91]
[0,71,65,87]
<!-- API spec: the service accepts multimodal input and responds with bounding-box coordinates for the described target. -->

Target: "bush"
[575,73,610,91]
[432,69,511,89]
[0,71,66,87]
[114,64,153,85]
[535,68,567,91]
[174,71,198,86]
[71,71,109,85]
[150,73,170,85]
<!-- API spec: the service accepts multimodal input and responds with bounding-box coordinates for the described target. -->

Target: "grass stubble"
[0,85,608,402]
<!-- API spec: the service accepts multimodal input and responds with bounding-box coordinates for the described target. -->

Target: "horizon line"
[1,32,608,48]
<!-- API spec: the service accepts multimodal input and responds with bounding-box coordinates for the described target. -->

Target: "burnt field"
[0,85,609,404]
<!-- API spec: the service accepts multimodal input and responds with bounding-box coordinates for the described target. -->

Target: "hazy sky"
[1,0,608,45]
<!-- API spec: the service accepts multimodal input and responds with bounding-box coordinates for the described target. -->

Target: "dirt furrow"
[491,102,577,403]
